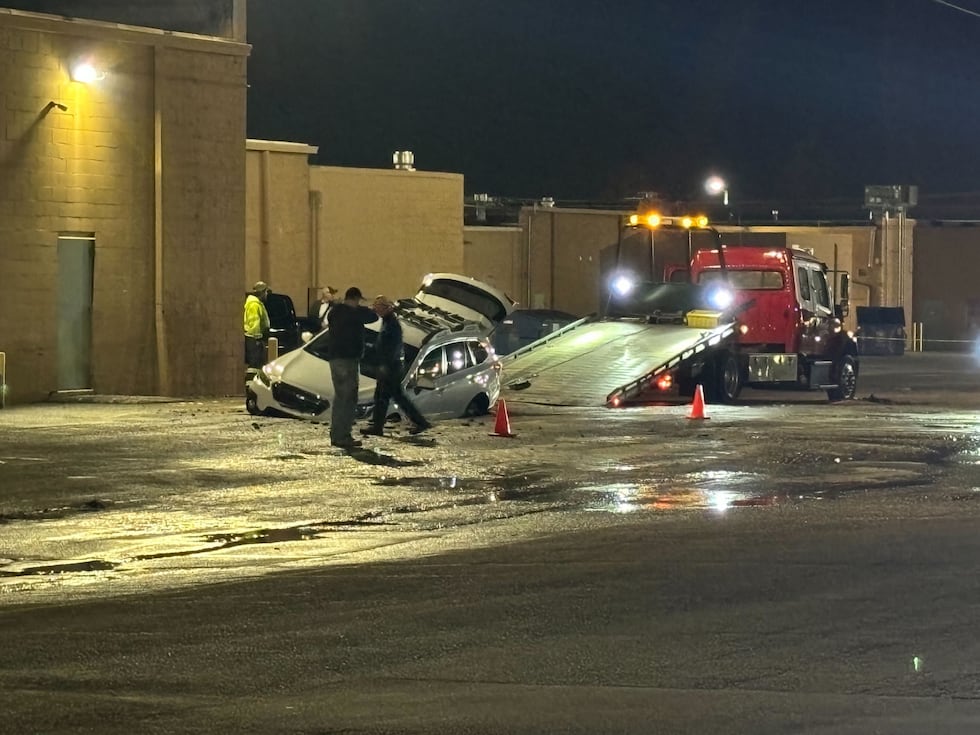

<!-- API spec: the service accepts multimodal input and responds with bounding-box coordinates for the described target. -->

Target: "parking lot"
[3,353,980,732]
[2,352,979,604]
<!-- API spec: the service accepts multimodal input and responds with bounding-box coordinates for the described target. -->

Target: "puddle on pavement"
[374,471,574,509]
[377,467,860,513]
[0,559,117,577]
[0,498,110,525]
[0,515,394,578]
[199,518,389,549]
[370,470,800,513]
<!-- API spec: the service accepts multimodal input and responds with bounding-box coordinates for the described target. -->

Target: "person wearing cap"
[361,295,432,437]
[244,281,272,371]
[325,286,379,449]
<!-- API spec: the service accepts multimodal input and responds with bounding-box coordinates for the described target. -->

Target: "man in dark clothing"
[326,286,378,449]
[360,295,432,437]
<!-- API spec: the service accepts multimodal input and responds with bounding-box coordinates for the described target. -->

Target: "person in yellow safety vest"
[244,281,272,370]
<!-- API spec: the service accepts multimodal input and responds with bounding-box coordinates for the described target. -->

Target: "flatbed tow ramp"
[499,314,737,407]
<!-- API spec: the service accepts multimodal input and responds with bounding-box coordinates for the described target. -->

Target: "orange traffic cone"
[489,398,517,437]
[687,384,709,420]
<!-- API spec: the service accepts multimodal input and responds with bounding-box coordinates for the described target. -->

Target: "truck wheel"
[715,353,742,403]
[826,355,857,401]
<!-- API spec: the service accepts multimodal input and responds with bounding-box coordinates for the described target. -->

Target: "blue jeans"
[329,358,360,444]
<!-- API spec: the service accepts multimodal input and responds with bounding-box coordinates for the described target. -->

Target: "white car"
[414,272,515,328]
[245,274,514,423]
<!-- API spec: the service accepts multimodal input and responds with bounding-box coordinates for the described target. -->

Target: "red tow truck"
[686,243,858,402]
[501,213,858,407]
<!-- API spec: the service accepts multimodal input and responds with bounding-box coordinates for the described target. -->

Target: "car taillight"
[656,374,673,391]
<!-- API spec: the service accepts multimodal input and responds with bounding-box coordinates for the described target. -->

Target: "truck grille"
[272,382,329,416]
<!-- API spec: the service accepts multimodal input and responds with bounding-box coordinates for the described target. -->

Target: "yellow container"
[686,310,723,329]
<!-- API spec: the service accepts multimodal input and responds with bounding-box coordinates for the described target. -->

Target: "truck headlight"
[611,274,635,297]
[707,287,734,310]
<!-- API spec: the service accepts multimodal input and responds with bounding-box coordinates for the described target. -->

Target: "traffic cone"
[687,384,709,420]
[489,398,517,437]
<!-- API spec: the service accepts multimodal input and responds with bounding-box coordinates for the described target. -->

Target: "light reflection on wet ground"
[4,393,980,590]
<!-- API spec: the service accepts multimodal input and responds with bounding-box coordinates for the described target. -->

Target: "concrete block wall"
[310,166,464,301]
[463,226,523,306]
[913,224,980,347]
[157,45,246,397]
[520,207,623,314]
[0,10,247,404]
[245,141,316,315]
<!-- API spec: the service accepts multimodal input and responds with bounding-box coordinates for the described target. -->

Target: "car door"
[796,260,834,355]
[436,339,479,416]
[407,344,447,418]
[405,339,483,419]
[265,293,299,354]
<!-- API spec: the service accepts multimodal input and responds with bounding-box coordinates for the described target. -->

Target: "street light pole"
[705,174,728,211]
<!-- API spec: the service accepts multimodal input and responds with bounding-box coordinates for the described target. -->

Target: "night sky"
[244,0,980,211]
[7,0,980,212]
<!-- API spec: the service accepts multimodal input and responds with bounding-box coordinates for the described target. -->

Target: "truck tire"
[714,352,742,403]
[826,355,857,401]
[718,352,742,403]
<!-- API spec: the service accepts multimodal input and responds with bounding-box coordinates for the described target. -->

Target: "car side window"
[417,347,443,379]
[470,341,489,364]
[445,342,472,375]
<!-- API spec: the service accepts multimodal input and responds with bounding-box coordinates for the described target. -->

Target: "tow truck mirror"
[837,274,850,318]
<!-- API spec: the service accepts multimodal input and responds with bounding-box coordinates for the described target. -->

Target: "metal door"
[57,234,95,390]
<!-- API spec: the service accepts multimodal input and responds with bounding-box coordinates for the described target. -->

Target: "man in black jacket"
[361,296,432,437]
[326,287,378,449]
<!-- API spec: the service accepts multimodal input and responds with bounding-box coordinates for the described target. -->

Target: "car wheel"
[826,355,857,401]
[245,390,261,416]
[464,394,490,417]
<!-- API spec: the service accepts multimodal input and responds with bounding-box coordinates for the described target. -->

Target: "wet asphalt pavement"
[1,353,980,733]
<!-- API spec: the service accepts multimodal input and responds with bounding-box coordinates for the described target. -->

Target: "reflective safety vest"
[244,294,270,339]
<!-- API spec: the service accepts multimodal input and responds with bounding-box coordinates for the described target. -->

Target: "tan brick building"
[0,9,248,404]
[245,141,465,317]
[466,206,896,333]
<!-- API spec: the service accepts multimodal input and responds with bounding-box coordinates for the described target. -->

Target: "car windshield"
[304,329,332,360]
[303,326,420,379]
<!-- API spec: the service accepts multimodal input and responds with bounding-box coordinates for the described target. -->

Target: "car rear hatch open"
[414,273,516,328]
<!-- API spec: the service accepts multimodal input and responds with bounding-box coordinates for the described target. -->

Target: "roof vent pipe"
[393,151,415,171]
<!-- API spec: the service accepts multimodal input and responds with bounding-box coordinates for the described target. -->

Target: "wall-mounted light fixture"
[45,101,68,112]
[70,61,105,83]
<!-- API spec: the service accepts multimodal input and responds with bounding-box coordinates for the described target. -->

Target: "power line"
[928,0,980,19]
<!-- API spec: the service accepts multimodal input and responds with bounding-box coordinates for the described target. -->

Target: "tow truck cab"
[689,246,859,400]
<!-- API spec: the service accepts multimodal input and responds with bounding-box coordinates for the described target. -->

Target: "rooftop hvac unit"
[393,151,415,171]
